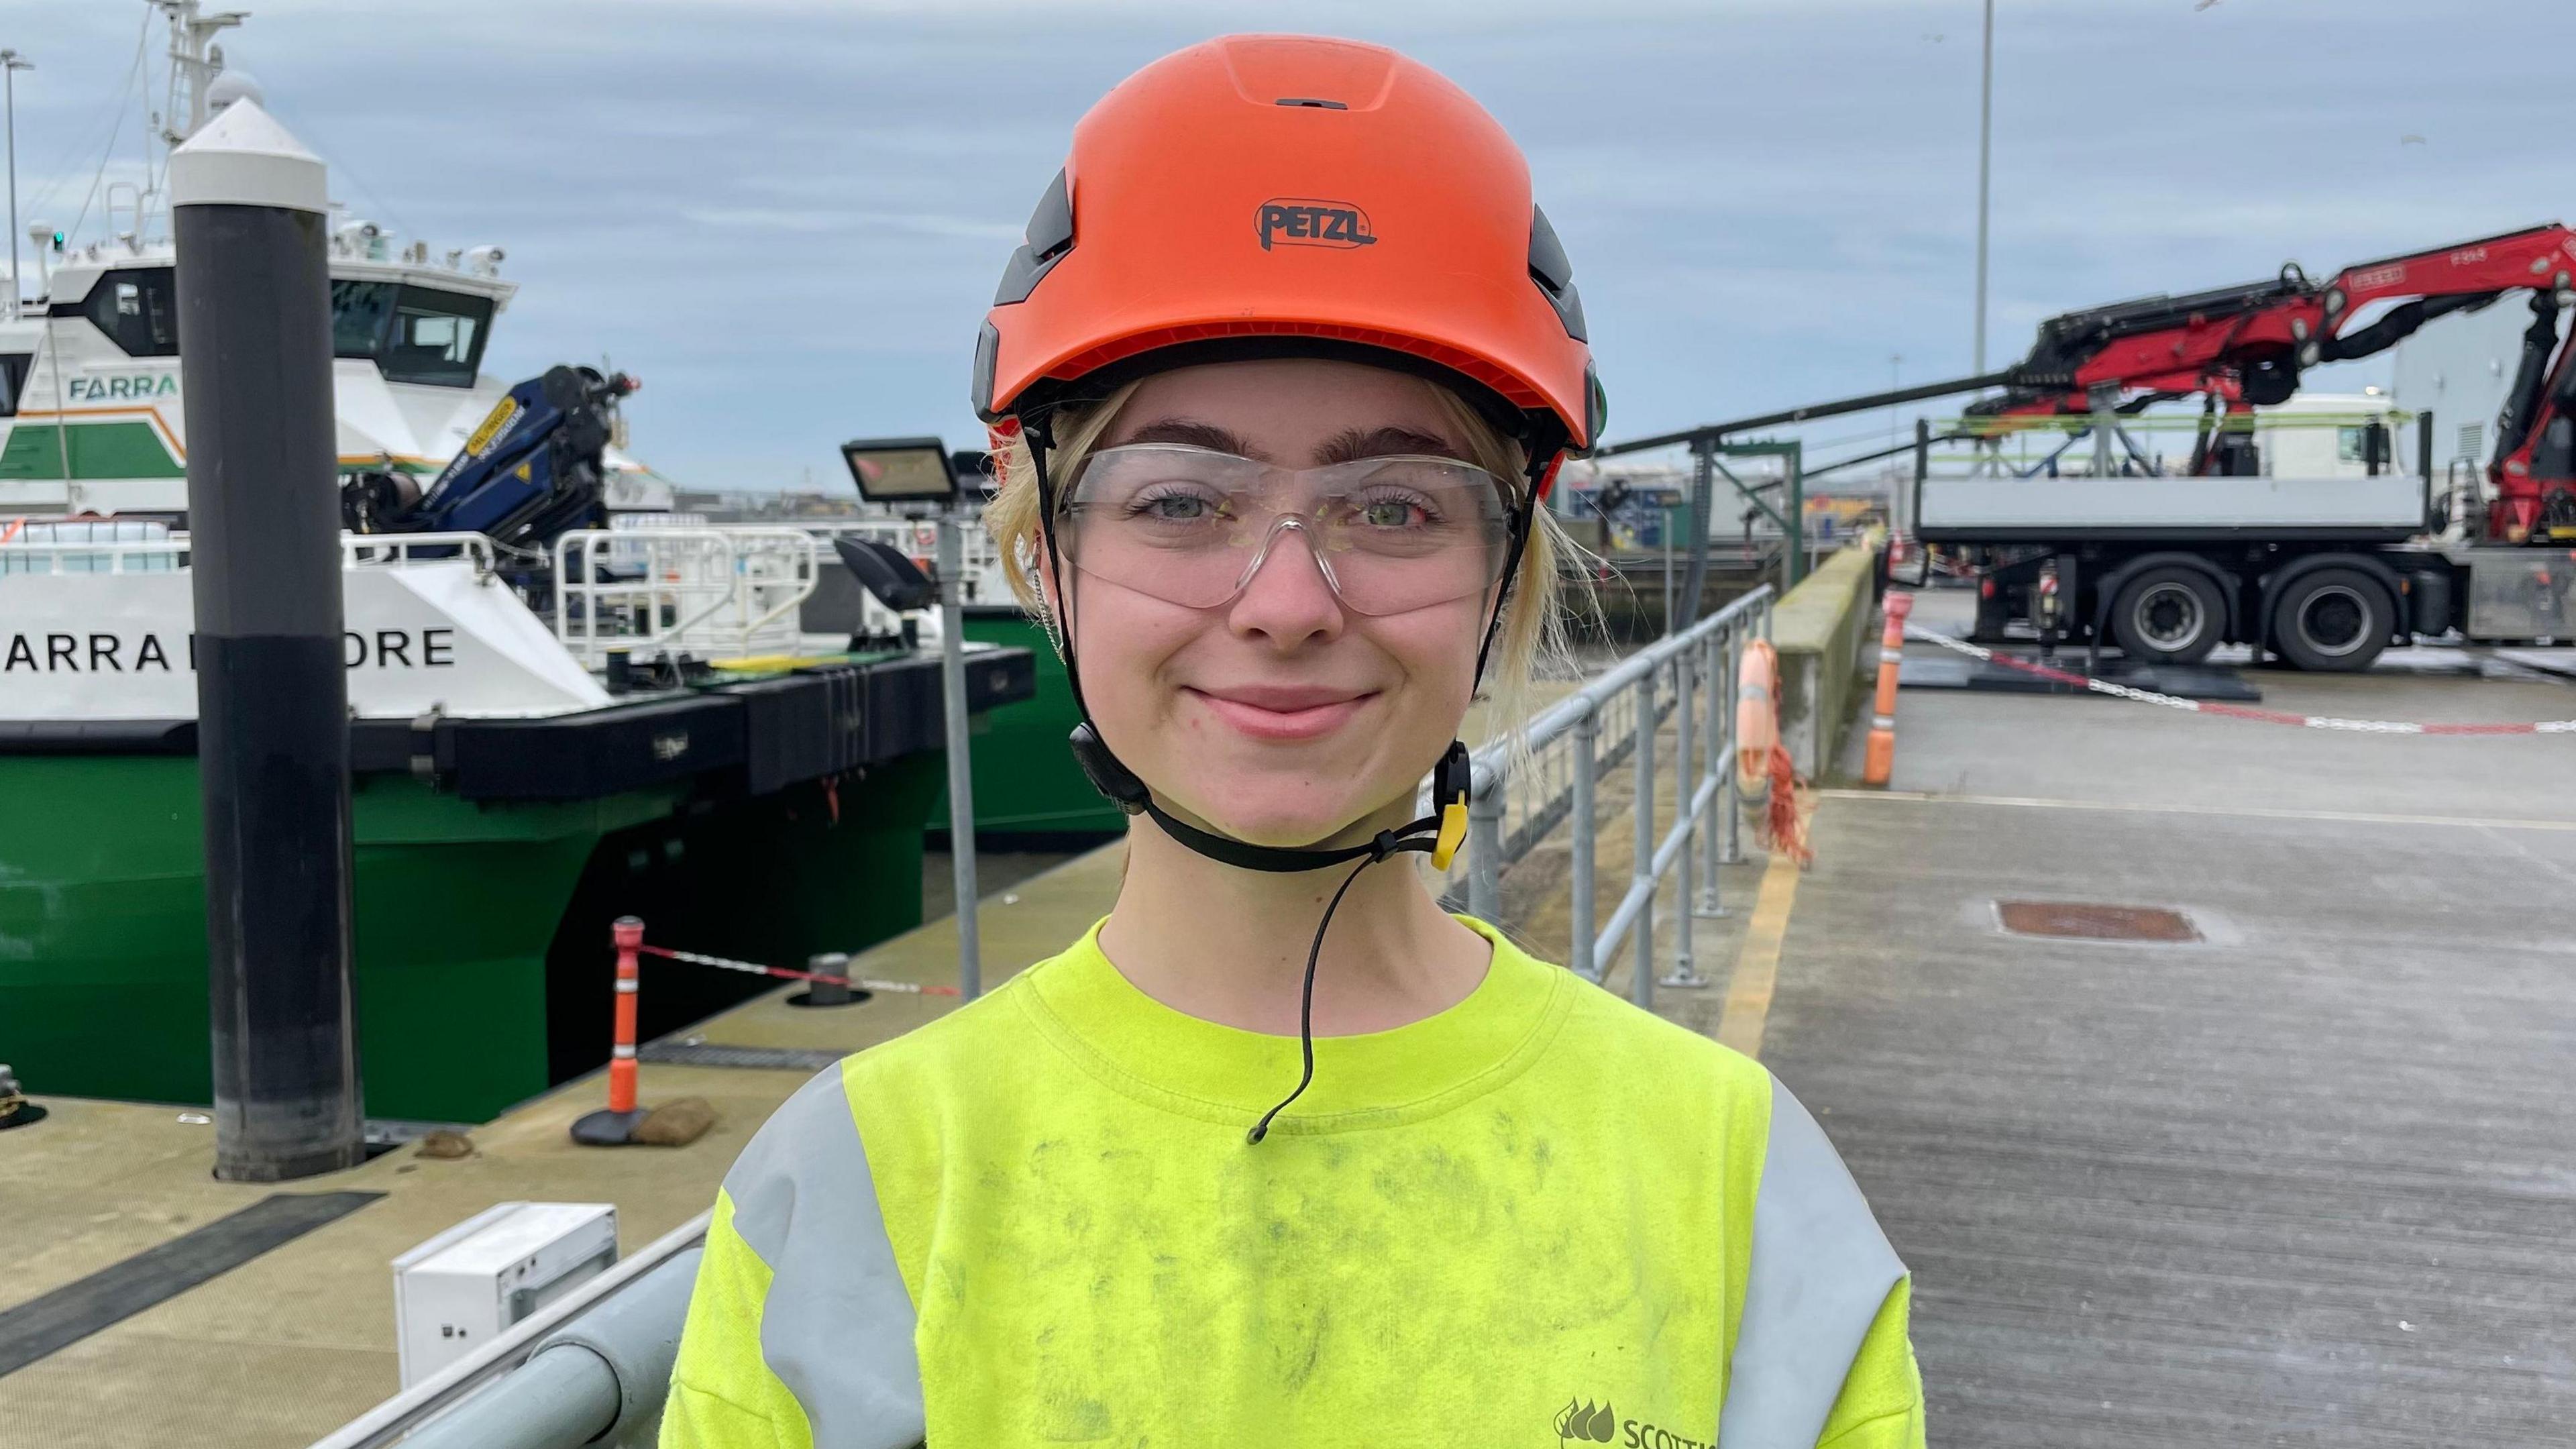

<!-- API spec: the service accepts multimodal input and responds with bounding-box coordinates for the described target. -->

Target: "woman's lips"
[1186,688,1375,741]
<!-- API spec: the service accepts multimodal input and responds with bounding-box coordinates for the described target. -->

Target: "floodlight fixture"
[840,436,959,506]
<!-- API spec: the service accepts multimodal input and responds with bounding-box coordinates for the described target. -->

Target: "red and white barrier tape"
[637,943,963,996]
[1901,622,2576,735]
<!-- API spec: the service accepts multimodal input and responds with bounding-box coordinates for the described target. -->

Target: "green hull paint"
[0,421,187,480]
[0,753,943,1122]
[928,610,1128,842]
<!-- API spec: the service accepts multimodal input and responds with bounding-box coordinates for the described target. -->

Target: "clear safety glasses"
[1055,443,1516,616]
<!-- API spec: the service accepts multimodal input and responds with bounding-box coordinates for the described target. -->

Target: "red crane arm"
[2055,224,2576,399]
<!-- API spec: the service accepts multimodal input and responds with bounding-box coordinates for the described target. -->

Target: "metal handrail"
[1,531,502,576]
[306,1210,710,1449]
[1462,586,1773,1003]
[341,532,500,572]
[0,537,188,574]
[801,517,1013,606]
[552,527,820,666]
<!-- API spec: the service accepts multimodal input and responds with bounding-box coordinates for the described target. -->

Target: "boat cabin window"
[81,267,181,358]
[330,280,494,387]
[0,354,30,417]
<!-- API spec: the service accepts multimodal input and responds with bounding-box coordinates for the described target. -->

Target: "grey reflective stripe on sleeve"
[1716,1074,1907,1448]
[724,1064,925,1448]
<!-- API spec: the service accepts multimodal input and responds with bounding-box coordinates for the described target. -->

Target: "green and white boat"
[1,519,1034,1124]
[0,5,1032,1126]
[0,7,666,523]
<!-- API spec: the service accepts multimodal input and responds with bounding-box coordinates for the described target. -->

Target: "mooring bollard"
[1862,591,1915,788]
[572,916,651,1146]
[176,99,365,1183]
[791,952,857,1008]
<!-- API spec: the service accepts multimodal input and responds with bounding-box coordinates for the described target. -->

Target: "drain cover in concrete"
[1996,900,2200,943]
[637,1042,846,1071]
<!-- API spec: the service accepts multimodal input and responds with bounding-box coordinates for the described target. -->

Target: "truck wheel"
[2109,566,2225,665]
[2271,568,2392,672]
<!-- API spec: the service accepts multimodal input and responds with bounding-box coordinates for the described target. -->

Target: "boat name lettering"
[66,374,180,402]
[3,629,455,672]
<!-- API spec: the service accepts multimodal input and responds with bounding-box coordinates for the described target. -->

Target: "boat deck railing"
[552,527,822,667]
[800,517,1014,607]
[0,529,500,575]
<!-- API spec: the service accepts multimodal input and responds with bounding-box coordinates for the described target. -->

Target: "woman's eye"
[1147,494,1210,520]
[1354,494,1438,528]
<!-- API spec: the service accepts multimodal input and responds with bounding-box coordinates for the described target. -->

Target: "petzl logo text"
[1554,1397,1616,1444]
[1257,198,1377,251]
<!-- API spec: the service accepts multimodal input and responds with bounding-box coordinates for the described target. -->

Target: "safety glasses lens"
[1059,445,1511,615]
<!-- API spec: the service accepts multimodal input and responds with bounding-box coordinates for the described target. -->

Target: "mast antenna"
[154,1,248,147]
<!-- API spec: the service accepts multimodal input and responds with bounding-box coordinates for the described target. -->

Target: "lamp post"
[1972,0,1994,374]
[840,438,985,1000]
[2,50,29,314]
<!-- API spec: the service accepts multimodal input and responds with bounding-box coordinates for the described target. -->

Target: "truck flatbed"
[1917,473,2430,544]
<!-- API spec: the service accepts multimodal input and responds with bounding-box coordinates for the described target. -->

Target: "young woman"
[664,34,1923,1449]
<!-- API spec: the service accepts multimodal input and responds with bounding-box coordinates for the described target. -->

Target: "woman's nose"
[1226,520,1345,645]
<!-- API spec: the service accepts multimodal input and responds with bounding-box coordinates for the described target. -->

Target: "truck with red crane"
[1603,223,2576,669]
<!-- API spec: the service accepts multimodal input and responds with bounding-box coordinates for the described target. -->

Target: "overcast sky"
[6,0,2568,489]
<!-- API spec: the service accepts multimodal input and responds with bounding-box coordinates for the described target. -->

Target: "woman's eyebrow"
[1115,419,1258,456]
[1318,425,1466,464]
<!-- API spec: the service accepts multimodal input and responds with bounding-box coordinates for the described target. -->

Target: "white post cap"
[169,99,328,215]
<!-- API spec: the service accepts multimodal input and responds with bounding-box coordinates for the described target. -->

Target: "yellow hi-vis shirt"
[663,916,1924,1448]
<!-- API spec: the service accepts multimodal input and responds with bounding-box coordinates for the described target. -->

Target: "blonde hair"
[982,375,1599,777]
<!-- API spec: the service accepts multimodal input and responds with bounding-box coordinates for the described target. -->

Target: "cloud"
[3,0,2568,486]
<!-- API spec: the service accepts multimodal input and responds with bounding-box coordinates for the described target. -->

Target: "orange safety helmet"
[972,33,1605,479]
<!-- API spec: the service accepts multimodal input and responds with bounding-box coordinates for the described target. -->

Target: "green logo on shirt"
[1554,1397,1616,1442]
[1553,1395,1711,1449]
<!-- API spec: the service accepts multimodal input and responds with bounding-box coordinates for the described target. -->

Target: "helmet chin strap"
[1026,413,1548,1142]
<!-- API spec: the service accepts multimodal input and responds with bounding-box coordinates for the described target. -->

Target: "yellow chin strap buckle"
[1429,741,1472,871]
[1431,800,1468,870]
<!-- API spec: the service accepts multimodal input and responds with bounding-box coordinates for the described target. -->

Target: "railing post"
[1719,619,1744,866]
[1467,764,1504,924]
[1570,707,1599,983]
[1664,645,1709,987]
[1697,628,1727,915]
[1631,659,1658,1009]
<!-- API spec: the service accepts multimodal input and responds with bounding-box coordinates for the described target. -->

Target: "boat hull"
[0,749,943,1123]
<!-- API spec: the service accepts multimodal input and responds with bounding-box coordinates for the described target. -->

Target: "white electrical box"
[392,1201,619,1388]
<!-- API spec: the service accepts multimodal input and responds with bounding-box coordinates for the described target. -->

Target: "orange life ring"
[1733,637,1813,867]
[1735,639,1779,812]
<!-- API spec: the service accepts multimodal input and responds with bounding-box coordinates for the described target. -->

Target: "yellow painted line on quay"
[1715,838,1806,1062]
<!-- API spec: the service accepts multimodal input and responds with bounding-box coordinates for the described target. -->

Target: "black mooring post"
[172,101,363,1181]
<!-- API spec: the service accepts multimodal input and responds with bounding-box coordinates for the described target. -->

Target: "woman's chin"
[1165,783,1391,849]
